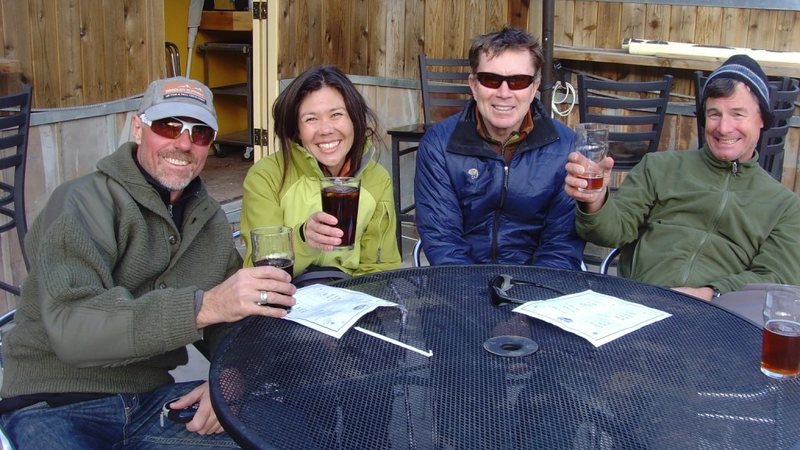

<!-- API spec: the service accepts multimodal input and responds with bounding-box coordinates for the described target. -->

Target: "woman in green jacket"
[241,65,401,283]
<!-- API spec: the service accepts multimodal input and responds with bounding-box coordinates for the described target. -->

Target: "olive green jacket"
[1,143,240,397]
[577,146,800,294]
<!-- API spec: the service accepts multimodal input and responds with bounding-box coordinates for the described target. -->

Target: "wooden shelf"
[200,11,251,31]
[553,45,800,79]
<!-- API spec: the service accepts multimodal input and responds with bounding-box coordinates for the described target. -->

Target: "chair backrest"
[694,73,799,181]
[577,74,673,170]
[418,54,472,126]
[0,84,33,296]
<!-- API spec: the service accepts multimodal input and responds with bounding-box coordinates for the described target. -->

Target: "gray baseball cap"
[138,77,218,131]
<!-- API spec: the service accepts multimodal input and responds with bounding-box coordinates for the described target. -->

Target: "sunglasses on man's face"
[475,72,537,90]
[490,274,565,306]
[140,114,216,146]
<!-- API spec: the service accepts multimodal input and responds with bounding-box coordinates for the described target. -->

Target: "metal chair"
[694,73,799,181]
[576,73,673,173]
[0,84,33,296]
[412,239,425,267]
[600,247,620,275]
[391,55,472,255]
[402,55,472,219]
[418,54,472,126]
[576,74,672,269]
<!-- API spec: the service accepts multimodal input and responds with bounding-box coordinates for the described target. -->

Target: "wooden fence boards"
[720,7,750,48]
[596,2,621,51]
[403,0,424,79]
[384,0,405,78]
[775,11,800,53]
[368,0,388,77]
[0,0,162,109]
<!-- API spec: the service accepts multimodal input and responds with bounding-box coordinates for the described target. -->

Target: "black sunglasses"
[490,274,565,306]
[141,114,216,146]
[475,72,537,90]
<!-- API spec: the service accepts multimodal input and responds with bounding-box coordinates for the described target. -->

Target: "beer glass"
[250,226,294,277]
[761,285,800,379]
[575,123,609,193]
[320,177,361,250]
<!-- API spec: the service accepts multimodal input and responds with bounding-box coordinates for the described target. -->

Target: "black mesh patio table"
[209,265,800,449]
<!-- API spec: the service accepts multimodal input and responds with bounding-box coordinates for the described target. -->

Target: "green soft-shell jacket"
[240,141,401,276]
[577,146,800,294]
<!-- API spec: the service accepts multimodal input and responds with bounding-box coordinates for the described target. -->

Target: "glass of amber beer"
[320,177,361,250]
[575,123,609,193]
[761,285,800,379]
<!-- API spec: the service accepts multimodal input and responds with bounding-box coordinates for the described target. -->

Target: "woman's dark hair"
[272,65,379,186]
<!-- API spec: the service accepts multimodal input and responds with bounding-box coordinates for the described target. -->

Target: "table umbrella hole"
[483,335,539,357]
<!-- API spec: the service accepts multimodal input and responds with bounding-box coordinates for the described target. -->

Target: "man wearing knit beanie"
[698,54,773,164]
[564,55,800,320]
[699,54,773,131]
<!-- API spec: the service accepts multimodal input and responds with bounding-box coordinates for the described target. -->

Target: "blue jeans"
[0,381,239,449]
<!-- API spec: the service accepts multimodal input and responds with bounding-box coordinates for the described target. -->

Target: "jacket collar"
[447,98,560,158]
[700,144,760,176]
[290,140,377,178]
[96,142,208,220]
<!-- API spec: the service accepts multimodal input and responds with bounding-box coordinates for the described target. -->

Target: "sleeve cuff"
[193,289,204,317]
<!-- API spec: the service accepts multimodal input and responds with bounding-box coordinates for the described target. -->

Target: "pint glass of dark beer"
[250,226,294,277]
[320,177,361,250]
[761,285,800,379]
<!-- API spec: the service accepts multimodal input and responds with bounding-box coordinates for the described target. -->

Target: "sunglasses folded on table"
[489,274,566,306]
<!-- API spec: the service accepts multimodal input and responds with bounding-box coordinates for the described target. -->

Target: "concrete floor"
[202,152,251,204]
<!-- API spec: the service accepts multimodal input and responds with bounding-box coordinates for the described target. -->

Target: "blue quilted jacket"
[414,99,584,268]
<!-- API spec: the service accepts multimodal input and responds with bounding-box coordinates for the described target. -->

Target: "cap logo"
[161,80,209,105]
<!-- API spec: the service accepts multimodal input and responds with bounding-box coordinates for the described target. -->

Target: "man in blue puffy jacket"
[415,26,584,268]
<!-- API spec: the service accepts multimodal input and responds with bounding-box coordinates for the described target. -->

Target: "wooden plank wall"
[274,0,800,190]
[276,1,800,81]
[277,0,520,80]
[0,0,166,108]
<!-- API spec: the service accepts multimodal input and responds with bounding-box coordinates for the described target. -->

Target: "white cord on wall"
[551,80,576,118]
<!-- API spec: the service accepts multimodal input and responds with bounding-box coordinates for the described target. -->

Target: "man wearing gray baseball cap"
[0,76,296,448]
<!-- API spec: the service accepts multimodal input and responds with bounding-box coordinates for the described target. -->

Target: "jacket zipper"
[491,163,510,262]
[678,164,734,284]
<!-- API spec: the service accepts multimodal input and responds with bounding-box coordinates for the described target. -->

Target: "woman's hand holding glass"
[304,211,345,251]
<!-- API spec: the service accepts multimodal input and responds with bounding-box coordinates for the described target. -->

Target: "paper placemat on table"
[284,284,400,338]
[513,289,671,347]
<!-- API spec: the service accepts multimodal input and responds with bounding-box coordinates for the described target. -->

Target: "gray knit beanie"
[700,54,773,128]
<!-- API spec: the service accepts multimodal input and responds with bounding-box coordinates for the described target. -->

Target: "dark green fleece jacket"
[577,146,800,294]
[1,143,241,397]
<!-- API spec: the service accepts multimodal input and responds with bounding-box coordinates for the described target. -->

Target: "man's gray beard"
[155,170,194,192]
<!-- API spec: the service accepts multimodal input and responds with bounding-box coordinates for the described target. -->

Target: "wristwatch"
[709,286,721,299]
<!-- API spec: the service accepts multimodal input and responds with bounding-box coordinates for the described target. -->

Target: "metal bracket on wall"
[253,2,267,20]
[253,128,268,147]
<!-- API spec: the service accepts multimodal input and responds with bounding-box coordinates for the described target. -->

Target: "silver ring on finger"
[258,290,269,305]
